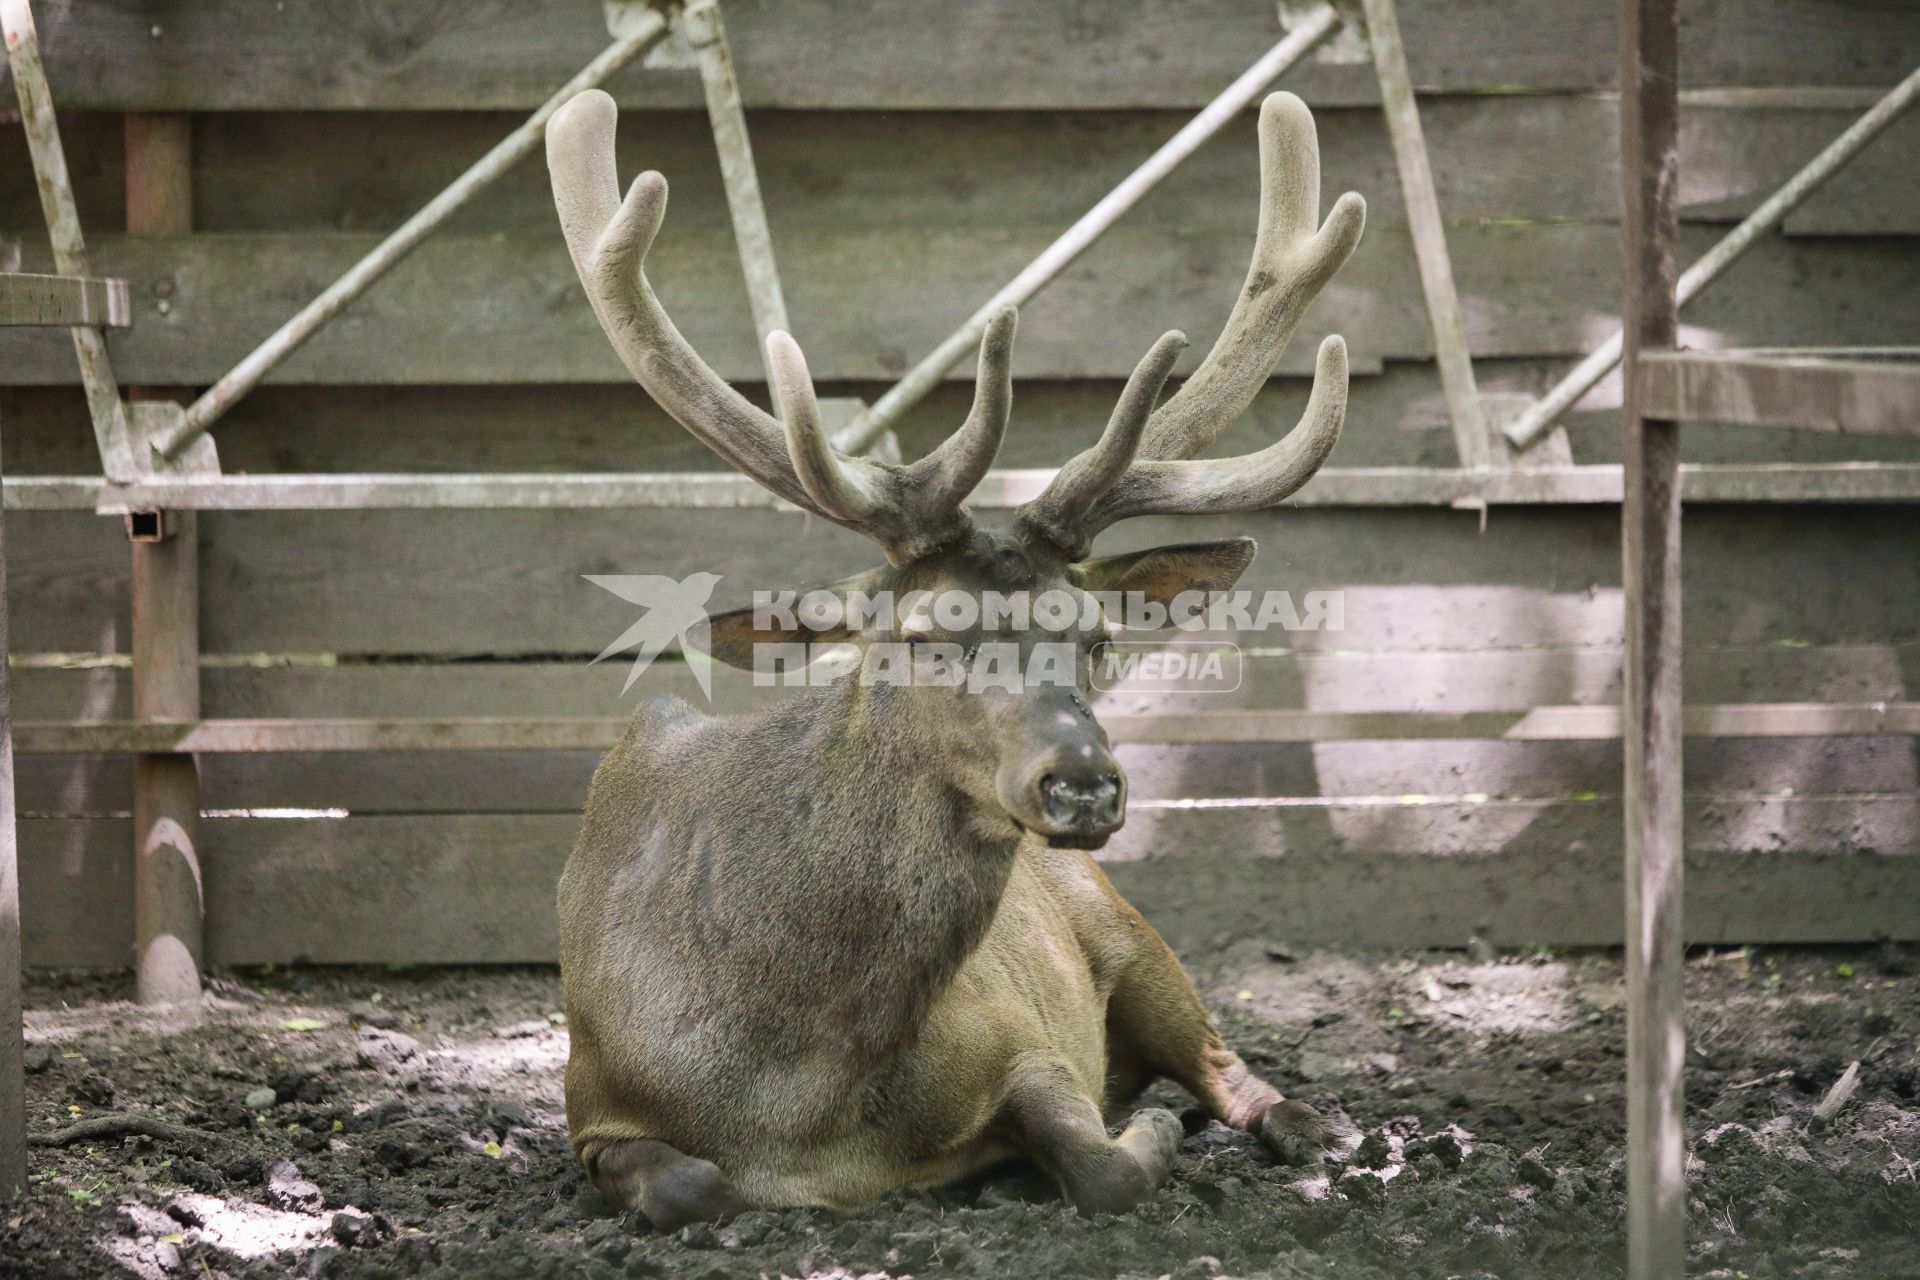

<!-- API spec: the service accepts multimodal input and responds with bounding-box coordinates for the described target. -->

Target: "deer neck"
[754,679,1019,1056]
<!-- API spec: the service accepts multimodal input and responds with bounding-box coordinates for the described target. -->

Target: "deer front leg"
[999,1054,1184,1216]
[1103,923,1338,1166]
[582,1137,748,1230]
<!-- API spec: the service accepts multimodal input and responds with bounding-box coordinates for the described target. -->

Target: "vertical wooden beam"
[126,114,205,1005]
[1619,1,1686,1276]
[0,421,24,1198]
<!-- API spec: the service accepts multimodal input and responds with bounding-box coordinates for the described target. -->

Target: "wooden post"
[126,114,205,1005]
[1619,1,1686,1275]
[0,417,25,1197]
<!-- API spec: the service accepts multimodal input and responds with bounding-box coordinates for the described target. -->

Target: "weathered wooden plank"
[3,501,1916,656]
[4,503,1916,656]
[11,362,1918,485]
[0,273,129,328]
[1642,349,1920,435]
[18,818,130,969]
[1113,824,1920,950]
[12,640,1912,723]
[3,226,1914,385]
[7,1,1915,111]
[18,731,1914,819]
[2,511,127,653]
[14,102,1919,239]
[20,803,1919,965]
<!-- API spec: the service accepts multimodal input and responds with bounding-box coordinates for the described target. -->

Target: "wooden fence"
[3,0,1917,966]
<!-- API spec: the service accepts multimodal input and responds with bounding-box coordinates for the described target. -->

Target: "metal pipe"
[1360,0,1488,469]
[9,700,1918,755]
[685,0,790,383]
[24,460,1920,513]
[833,3,1342,455]
[1505,59,1920,451]
[155,9,671,459]
[125,111,206,1007]
[2,0,136,479]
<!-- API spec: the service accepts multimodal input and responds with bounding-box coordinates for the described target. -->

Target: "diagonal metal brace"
[2,0,137,480]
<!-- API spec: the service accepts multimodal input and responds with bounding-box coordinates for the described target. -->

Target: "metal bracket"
[102,401,222,521]
[1280,0,1368,64]
[1479,393,1572,471]
[608,0,696,66]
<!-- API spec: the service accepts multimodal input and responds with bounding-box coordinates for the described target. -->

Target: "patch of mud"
[5,946,1917,1279]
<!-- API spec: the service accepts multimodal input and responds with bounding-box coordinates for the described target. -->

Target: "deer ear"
[689,603,858,670]
[1074,537,1257,605]
[688,571,882,669]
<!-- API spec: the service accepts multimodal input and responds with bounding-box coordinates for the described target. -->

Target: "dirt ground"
[5,942,1917,1280]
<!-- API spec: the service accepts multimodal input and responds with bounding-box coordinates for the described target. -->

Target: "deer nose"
[1039,771,1123,830]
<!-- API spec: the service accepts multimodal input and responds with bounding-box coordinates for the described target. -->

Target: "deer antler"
[1017,92,1366,558]
[546,89,1013,565]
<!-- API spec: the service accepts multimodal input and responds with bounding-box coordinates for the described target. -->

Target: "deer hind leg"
[583,1137,748,1230]
[1000,1054,1184,1216]
[1103,921,1338,1167]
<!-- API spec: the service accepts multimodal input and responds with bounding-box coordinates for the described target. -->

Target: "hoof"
[1259,1099,1340,1167]
[1119,1105,1185,1170]
[590,1138,748,1230]
[1067,1107,1186,1216]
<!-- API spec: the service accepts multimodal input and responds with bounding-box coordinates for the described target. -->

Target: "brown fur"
[559,530,1337,1222]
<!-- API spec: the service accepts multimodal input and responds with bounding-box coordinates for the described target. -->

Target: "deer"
[545,86,1366,1226]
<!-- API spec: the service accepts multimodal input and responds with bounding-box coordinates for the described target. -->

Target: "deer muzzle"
[1004,747,1126,850]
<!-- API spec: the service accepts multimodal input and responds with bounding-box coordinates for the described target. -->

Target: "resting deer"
[546,87,1366,1225]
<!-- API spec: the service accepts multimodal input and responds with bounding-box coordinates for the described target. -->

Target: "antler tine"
[1137,92,1365,464]
[1079,334,1349,534]
[1017,331,1187,554]
[907,306,1018,520]
[550,90,1024,566]
[767,331,884,523]
[548,90,815,509]
[767,324,1007,567]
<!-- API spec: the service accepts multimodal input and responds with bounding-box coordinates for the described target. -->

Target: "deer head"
[547,88,1364,850]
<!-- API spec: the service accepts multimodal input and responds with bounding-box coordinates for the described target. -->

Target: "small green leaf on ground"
[1835,963,1855,978]
[279,1017,326,1033]
[484,1140,503,1158]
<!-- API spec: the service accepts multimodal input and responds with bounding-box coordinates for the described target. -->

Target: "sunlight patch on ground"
[1406,961,1574,1034]
[24,999,226,1045]
[420,1028,570,1105]
[103,1192,340,1277]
